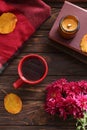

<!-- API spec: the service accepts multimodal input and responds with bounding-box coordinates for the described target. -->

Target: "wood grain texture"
[0,126,76,130]
[0,1,87,130]
[0,100,76,126]
[43,0,87,3]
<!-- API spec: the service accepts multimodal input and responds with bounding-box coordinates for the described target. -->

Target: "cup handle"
[13,78,24,89]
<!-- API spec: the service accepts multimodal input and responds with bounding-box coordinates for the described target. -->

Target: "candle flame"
[67,23,72,28]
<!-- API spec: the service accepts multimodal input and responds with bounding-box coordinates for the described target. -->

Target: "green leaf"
[76,112,87,130]
[76,126,82,130]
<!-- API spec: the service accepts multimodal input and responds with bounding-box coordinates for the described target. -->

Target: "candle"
[58,15,80,39]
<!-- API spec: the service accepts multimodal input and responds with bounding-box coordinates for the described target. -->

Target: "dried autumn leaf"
[0,12,17,34]
[80,34,87,53]
[4,93,22,114]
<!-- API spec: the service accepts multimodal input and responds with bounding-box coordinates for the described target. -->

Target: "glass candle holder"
[58,15,80,39]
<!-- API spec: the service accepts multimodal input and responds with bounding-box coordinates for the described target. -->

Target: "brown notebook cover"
[49,1,87,64]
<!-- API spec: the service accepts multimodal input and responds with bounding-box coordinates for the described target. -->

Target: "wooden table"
[0,0,87,130]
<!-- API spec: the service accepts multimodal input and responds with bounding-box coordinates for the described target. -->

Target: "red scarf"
[0,0,51,72]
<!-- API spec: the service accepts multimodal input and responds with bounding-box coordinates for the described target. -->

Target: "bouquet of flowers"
[45,78,87,130]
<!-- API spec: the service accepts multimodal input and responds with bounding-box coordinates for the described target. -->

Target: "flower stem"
[76,112,87,130]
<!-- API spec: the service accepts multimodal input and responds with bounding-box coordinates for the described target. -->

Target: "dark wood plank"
[43,1,87,10]
[43,0,87,3]
[0,1,87,130]
[0,100,76,126]
[2,53,87,76]
[0,126,76,130]
[0,75,87,101]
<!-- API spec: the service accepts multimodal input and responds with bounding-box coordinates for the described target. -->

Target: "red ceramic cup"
[13,54,48,89]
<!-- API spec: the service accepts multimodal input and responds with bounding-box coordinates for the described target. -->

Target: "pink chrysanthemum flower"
[45,78,87,121]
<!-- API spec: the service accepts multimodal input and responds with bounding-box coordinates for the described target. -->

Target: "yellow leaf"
[80,34,87,53]
[0,12,17,34]
[4,93,22,114]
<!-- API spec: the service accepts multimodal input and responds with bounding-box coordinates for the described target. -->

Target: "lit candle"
[58,15,80,39]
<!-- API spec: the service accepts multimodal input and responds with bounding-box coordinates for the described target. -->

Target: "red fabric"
[0,0,51,69]
[6,0,51,29]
